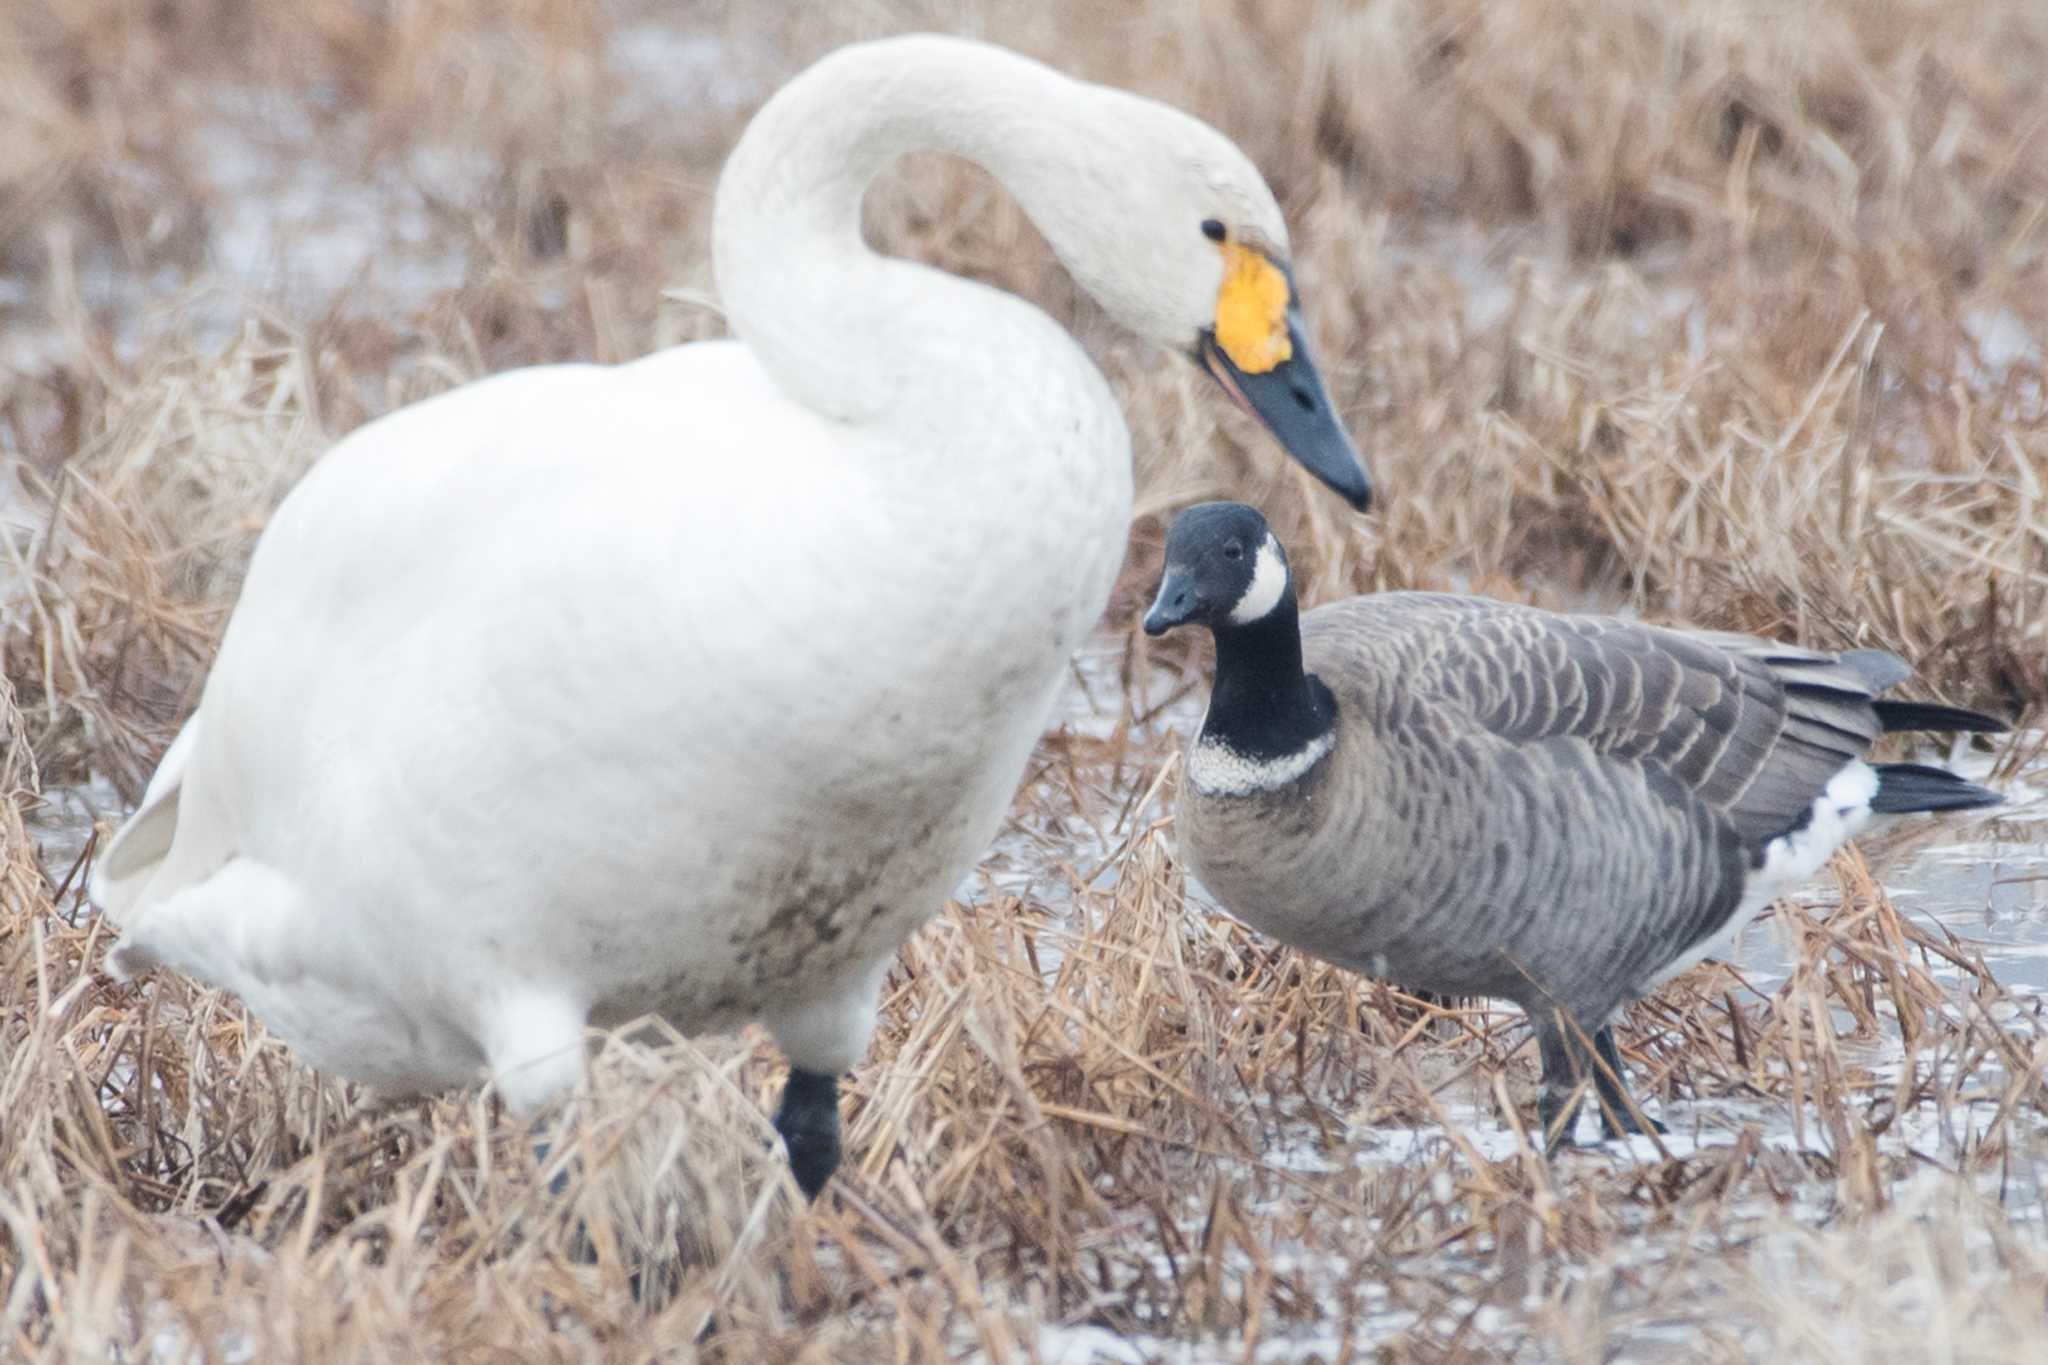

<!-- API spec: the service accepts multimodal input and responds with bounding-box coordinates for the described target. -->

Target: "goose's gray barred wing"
[1309,594,1895,849]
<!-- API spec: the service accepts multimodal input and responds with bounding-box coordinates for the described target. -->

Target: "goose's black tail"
[1870,762,2005,815]
[1873,699,2008,735]
[1864,695,2006,814]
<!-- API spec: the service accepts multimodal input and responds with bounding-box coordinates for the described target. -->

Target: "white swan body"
[100,343,1120,1101]
[93,35,1369,1188]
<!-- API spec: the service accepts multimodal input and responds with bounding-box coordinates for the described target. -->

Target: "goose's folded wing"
[1420,605,1895,848]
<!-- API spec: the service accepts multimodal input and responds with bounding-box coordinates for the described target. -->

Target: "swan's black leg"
[528,1126,603,1276]
[531,1132,574,1199]
[1592,1025,1667,1138]
[774,1068,842,1200]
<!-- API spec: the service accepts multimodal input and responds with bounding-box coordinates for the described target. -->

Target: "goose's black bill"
[1198,315,1371,512]
[1143,569,1196,635]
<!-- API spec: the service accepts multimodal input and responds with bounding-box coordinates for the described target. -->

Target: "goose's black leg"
[774,1068,842,1200]
[1591,1026,1667,1138]
[1534,1023,1590,1154]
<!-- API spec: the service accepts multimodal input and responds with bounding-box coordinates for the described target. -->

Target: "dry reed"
[5,0,2047,1359]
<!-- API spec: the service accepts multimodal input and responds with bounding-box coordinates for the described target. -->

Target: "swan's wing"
[94,340,973,935]
[93,353,767,928]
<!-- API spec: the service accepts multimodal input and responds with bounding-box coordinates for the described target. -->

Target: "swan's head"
[1142,501,1293,637]
[1034,88,1372,512]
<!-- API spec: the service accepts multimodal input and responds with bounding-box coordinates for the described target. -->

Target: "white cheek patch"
[1228,535,1287,625]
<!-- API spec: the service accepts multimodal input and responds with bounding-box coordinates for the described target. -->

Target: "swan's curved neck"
[712,37,1104,424]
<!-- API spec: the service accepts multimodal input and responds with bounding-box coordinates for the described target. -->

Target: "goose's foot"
[1535,1083,1589,1155]
[1600,1107,1669,1139]
[1535,1017,1666,1152]
[1591,1026,1665,1139]
[773,1068,842,1200]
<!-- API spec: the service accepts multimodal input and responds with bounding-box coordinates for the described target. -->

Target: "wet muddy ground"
[29,637,2046,1356]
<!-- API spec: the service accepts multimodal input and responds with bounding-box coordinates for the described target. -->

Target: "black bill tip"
[1143,570,1194,636]
[1200,318,1372,512]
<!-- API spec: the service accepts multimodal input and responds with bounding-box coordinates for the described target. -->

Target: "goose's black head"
[1143,502,1294,637]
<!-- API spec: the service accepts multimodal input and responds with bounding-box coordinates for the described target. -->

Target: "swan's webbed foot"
[773,1067,842,1200]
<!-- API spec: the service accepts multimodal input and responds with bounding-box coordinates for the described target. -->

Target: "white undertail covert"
[1648,758,1879,988]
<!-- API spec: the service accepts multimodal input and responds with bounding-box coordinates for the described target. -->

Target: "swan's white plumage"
[92,34,1298,1109]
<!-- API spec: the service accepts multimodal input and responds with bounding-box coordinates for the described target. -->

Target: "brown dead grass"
[5,0,2048,1359]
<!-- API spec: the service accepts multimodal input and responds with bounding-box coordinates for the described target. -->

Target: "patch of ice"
[609,25,766,122]
[194,89,475,318]
[1030,1323,1150,1365]
[23,771,122,903]
[1961,305,2043,397]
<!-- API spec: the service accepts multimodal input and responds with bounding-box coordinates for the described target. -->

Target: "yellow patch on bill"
[1214,243,1292,374]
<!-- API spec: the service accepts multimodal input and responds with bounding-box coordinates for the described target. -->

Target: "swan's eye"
[1200,218,1227,243]
[1222,542,1243,561]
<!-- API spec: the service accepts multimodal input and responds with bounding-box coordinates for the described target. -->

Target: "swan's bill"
[1213,242,1294,375]
[1197,300,1372,512]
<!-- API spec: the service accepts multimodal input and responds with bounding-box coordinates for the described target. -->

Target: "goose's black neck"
[1203,598,1336,759]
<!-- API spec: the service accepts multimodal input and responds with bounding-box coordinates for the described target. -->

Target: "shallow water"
[20,773,118,917]
[1884,827,2048,984]
[1725,751,2048,989]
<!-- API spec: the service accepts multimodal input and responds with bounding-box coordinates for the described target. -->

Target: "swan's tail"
[91,717,207,927]
[104,856,308,986]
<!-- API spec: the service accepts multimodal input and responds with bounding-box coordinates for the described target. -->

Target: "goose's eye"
[1200,218,1226,243]
[1222,542,1243,561]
